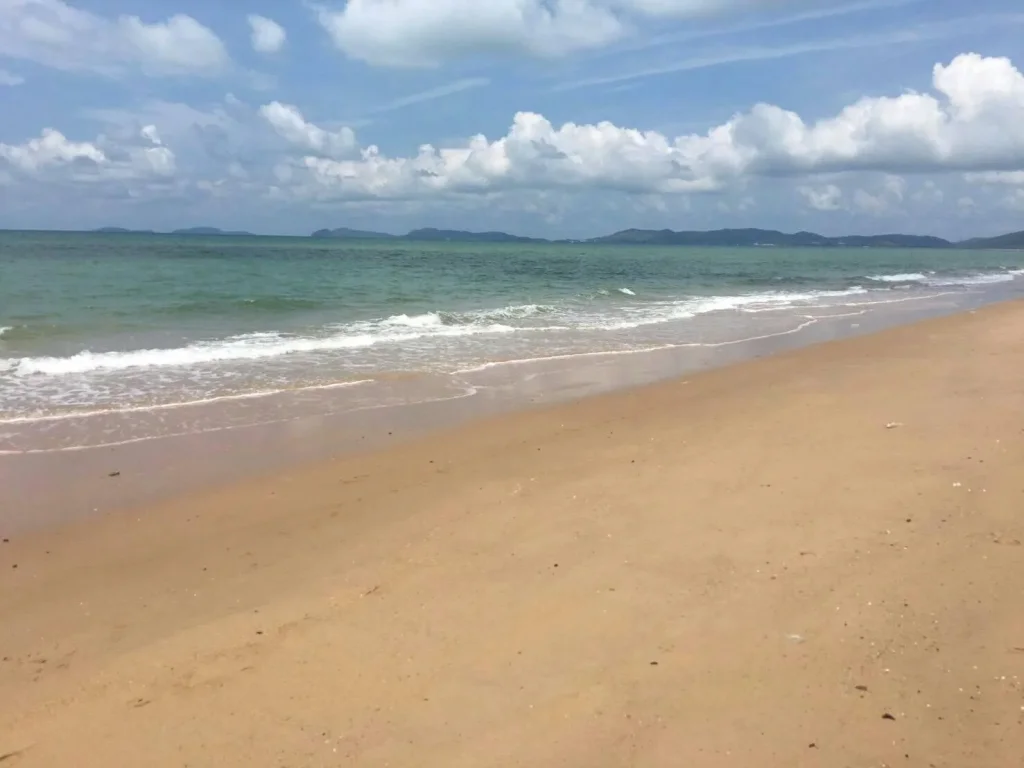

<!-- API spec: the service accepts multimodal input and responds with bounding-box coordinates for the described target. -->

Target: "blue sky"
[1,0,1024,239]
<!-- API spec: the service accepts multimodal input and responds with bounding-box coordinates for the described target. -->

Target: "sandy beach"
[1,301,1022,766]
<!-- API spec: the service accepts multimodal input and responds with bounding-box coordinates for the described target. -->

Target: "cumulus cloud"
[259,102,357,158]
[0,0,229,77]
[266,53,1024,201]
[314,0,929,67]
[131,125,176,176]
[0,125,175,182]
[0,129,106,171]
[315,0,625,67]
[248,15,286,54]
[10,51,1024,227]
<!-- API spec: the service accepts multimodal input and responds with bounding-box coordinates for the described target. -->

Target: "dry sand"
[1,303,1023,767]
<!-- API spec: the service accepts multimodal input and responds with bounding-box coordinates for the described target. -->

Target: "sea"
[2,230,1023,453]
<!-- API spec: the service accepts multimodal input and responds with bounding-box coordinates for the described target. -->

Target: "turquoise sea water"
[2,230,1023,424]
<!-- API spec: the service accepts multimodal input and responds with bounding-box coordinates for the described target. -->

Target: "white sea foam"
[926,271,1023,286]
[0,382,481,454]
[867,272,931,283]
[0,379,375,425]
[595,288,868,329]
[385,304,555,328]
[7,320,523,376]
[456,317,822,374]
[867,269,1024,287]
[4,271,1020,383]
[0,326,11,339]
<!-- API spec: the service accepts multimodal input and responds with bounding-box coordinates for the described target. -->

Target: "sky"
[1,0,1024,239]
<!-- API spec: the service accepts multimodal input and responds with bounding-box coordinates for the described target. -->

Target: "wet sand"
[2,302,1023,766]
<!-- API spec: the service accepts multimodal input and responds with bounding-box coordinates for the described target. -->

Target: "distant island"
[91,225,1024,249]
[957,231,1024,250]
[311,227,546,243]
[587,228,952,249]
[309,225,1024,250]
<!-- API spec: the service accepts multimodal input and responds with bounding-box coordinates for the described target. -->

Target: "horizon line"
[0,225,1018,245]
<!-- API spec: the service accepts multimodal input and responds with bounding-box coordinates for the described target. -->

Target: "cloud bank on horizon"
[1,0,1023,237]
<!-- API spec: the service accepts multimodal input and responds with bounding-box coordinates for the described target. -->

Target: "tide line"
[0,379,376,426]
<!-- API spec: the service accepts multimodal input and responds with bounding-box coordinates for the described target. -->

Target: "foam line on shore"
[0,384,481,455]
[0,379,376,426]
[454,317,821,374]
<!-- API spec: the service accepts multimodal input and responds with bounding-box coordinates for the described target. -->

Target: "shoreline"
[0,287,995,533]
[4,260,1023,438]
[2,301,1022,766]
[1,285,1015,534]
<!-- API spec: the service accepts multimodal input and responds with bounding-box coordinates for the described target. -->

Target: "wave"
[5,269,1022,378]
[0,326,10,339]
[867,272,931,283]
[8,320,528,376]
[389,304,557,328]
[866,268,1024,287]
[926,270,1024,286]
[595,288,868,330]
[0,287,923,377]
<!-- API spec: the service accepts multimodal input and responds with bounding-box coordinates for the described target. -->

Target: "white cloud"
[132,126,176,176]
[0,128,106,171]
[290,110,733,201]
[259,102,357,158]
[316,0,628,67]
[140,125,163,146]
[0,67,24,85]
[248,15,286,54]
[798,184,843,211]
[0,125,175,182]
[266,53,1024,202]
[9,50,1024,231]
[315,0,1008,69]
[0,0,229,77]
[81,97,317,195]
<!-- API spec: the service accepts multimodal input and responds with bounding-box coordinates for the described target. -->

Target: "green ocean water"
[1,230,1023,419]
